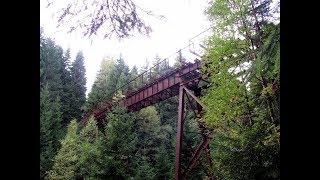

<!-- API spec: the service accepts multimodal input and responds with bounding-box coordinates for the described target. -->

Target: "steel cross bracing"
[82,59,215,179]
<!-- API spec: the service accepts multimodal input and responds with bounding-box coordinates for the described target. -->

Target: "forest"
[40,0,280,179]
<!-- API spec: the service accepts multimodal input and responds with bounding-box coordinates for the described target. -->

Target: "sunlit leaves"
[202,0,279,178]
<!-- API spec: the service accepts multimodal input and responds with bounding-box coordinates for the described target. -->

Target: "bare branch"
[48,0,161,39]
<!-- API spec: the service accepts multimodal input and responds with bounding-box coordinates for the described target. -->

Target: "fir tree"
[127,65,140,92]
[70,51,87,121]
[60,48,76,127]
[103,106,138,178]
[40,85,63,179]
[86,58,116,110]
[48,120,79,180]
[40,38,64,98]
[77,117,105,179]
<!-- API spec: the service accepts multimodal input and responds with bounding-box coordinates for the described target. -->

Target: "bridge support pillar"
[175,84,185,180]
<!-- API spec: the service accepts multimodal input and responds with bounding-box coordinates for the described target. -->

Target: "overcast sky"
[40,0,212,96]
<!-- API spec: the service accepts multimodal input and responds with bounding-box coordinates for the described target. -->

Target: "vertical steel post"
[175,84,185,180]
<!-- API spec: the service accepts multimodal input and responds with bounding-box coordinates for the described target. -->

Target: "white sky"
[40,0,212,96]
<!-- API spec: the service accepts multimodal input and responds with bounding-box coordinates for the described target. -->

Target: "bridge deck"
[84,60,202,122]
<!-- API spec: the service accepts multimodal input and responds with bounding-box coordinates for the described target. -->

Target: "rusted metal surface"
[174,85,185,180]
[183,86,207,110]
[178,86,215,180]
[124,61,201,111]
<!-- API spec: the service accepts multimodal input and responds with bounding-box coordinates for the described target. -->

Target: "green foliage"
[59,48,75,126]
[40,85,63,179]
[210,118,279,180]
[150,55,171,80]
[154,144,173,179]
[202,68,248,130]
[103,106,138,178]
[136,106,161,134]
[70,51,87,121]
[202,5,280,177]
[128,65,140,91]
[40,37,64,98]
[86,59,116,110]
[136,107,163,163]
[48,120,79,180]
[77,117,105,179]
[134,106,176,179]
[133,156,156,179]
[114,57,131,91]
[40,31,87,178]
[49,118,106,180]
[86,57,131,110]
[250,24,280,124]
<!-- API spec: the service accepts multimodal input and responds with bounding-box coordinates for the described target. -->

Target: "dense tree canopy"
[40,31,87,179]
[201,0,280,179]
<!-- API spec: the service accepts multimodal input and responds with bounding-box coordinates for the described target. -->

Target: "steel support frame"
[174,84,214,180]
[175,84,185,180]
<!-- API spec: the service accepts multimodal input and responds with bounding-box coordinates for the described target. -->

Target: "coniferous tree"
[40,85,63,179]
[103,106,138,178]
[111,57,131,96]
[77,117,105,179]
[48,120,79,180]
[140,59,151,84]
[70,51,87,121]
[155,144,173,179]
[86,57,131,110]
[135,107,162,163]
[40,34,74,130]
[40,32,68,179]
[60,49,76,127]
[127,65,140,92]
[135,106,174,179]
[86,58,116,110]
[40,38,64,99]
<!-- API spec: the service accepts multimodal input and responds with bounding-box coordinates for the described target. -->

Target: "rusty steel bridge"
[82,27,215,180]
